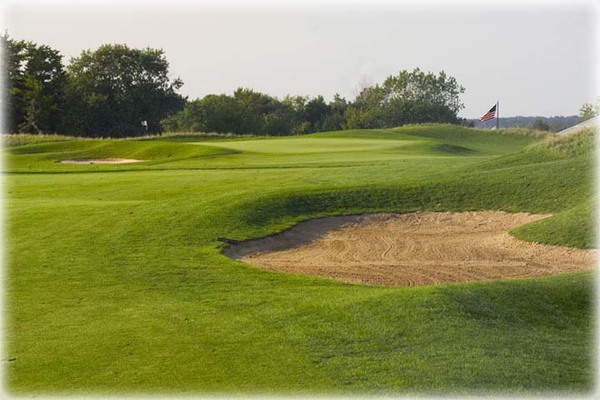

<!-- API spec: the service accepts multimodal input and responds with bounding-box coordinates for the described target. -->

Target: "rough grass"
[2,133,88,147]
[3,124,596,396]
[526,128,595,159]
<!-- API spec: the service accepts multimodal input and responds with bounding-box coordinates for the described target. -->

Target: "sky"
[2,0,598,118]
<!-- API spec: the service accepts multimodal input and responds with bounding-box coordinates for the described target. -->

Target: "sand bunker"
[225,211,596,286]
[58,158,144,164]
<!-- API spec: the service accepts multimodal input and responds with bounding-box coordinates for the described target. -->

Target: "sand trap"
[58,158,144,164]
[224,211,596,286]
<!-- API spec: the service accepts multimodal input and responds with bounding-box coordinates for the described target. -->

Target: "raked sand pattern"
[226,211,596,286]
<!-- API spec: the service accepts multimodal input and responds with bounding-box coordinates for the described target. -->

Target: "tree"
[379,68,464,125]
[344,68,465,129]
[232,88,274,134]
[2,35,66,133]
[198,94,245,134]
[323,94,348,131]
[281,95,310,134]
[579,97,599,122]
[343,85,386,129]
[532,118,550,131]
[305,96,330,132]
[62,44,185,137]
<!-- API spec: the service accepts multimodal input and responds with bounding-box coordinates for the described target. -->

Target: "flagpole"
[496,100,499,130]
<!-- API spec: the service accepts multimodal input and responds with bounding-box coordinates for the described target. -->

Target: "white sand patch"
[58,158,145,165]
[225,211,596,287]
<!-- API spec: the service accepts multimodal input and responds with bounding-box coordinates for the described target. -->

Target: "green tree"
[2,35,66,133]
[161,89,305,135]
[343,85,386,129]
[160,99,204,132]
[262,98,296,136]
[532,118,550,131]
[579,98,599,122]
[323,94,348,131]
[344,69,465,129]
[198,94,245,134]
[380,68,464,125]
[284,95,311,134]
[232,88,274,134]
[305,95,330,132]
[62,44,184,137]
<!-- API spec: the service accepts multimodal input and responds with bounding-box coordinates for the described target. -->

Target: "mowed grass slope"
[4,125,596,396]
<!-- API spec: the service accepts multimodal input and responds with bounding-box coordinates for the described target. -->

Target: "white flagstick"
[496,101,500,130]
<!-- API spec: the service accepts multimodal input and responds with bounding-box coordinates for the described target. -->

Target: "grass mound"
[2,133,87,147]
[527,128,595,159]
[4,140,238,172]
[512,200,596,249]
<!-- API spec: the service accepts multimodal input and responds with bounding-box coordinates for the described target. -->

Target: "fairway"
[199,137,415,153]
[3,125,596,396]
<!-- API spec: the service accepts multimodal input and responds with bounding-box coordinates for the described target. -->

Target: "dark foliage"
[61,44,185,137]
[2,35,66,134]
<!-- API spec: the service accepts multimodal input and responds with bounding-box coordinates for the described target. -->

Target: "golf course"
[3,124,596,396]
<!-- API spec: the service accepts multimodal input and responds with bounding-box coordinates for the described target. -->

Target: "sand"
[224,211,596,286]
[58,158,144,164]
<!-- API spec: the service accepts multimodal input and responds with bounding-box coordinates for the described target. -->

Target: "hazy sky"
[2,0,598,118]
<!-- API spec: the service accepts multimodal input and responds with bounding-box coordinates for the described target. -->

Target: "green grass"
[2,133,88,147]
[3,124,596,396]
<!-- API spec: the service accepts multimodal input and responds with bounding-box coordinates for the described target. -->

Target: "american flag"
[479,104,497,122]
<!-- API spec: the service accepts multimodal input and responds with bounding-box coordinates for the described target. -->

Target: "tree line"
[3,36,184,137]
[470,115,580,132]
[162,68,466,135]
[161,90,352,135]
[470,99,599,132]
[3,35,467,137]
